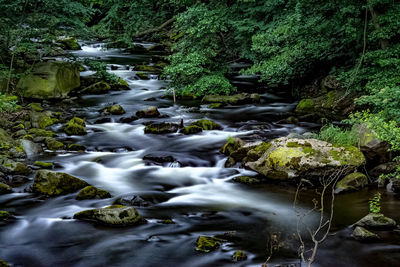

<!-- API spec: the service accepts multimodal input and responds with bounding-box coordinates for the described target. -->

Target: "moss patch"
[33,170,88,196]
[34,161,53,169]
[195,236,221,252]
[76,186,111,200]
[191,119,222,131]
[180,125,203,135]
[63,117,87,136]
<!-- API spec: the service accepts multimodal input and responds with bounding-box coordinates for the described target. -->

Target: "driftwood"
[133,18,175,38]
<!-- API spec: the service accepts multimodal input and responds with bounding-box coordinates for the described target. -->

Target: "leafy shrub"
[313,124,358,147]
[179,75,236,96]
[0,93,20,113]
[83,59,120,85]
[369,192,381,214]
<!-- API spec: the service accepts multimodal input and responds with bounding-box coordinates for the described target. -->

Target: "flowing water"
[1,43,399,267]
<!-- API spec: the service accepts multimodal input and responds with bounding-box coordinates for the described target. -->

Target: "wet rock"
[232,250,247,261]
[202,93,260,105]
[136,72,149,80]
[0,183,12,195]
[10,175,30,186]
[388,178,400,193]
[335,172,368,194]
[27,102,43,112]
[0,259,10,267]
[134,65,160,73]
[45,137,65,151]
[232,176,260,185]
[17,62,80,99]
[369,162,399,180]
[101,105,126,115]
[158,218,175,224]
[33,170,88,196]
[81,81,111,95]
[28,128,55,137]
[209,103,225,109]
[68,144,86,152]
[111,78,130,91]
[76,186,111,200]
[73,205,146,226]
[180,125,203,135]
[94,117,112,124]
[244,138,365,180]
[56,37,81,50]
[355,213,397,230]
[0,211,13,221]
[115,195,150,207]
[191,119,222,131]
[352,226,380,242]
[0,157,31,175]
[144,122,179,134]
[136,106,160,118]
[195,236,221,252]
[34,161,53,169]
[63,117,87,136]
[353,124,390,163]
[143,154,175,164]
[119,115,138,123]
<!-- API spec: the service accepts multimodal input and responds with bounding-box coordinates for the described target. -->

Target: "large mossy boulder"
[191,119,222,130]
[32,170,88,196]
[80,81,111,95]
[355,213,397,230]
[56,37,81,50]
[63,117,87,136]
[76,186,111,200]
[335,172,368,194]
[73,205,146,226]
[202,93,260,105]
[144,122,179,134]
[17,62,80,99]
[244,137,365,180]
[0,157,31,175]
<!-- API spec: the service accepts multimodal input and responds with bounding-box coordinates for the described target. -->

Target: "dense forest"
[1,1,400,266]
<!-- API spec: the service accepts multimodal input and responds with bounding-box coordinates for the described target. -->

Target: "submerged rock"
[136,106,160,118]
[355,213,397,230]
[33,170,88,196]
[232,250,248,261]
[244,138,365,180]
[76,186,111,200]
[195,236,221,252]
[73,205,146,226]
[63,117,87,136]
[144,122,179,134]
[352,226,379,242]
[68,144,86,152]
[119,115,138,123]
[202,93,260,105]
[81,81,111,95]
[335,172,368,194]
[101,105,126,115]
[17,62,80,99]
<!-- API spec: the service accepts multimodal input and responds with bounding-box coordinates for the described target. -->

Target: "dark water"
[1,43,399,267]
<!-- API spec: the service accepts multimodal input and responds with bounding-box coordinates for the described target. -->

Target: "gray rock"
[355,213,397,230]
[352,226,379,241]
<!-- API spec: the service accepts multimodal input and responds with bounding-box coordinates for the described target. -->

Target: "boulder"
[76,186,111,200]
[195,236,221,252]
[101,105,125,115]
[0,183,12,195]
[33,170,88,196]
[180,125,203,135]
[355,213,397,230]
[45,137,64,150]
[17,62,80,99]
[233,250,248,261]
[244,138,365,180]
[335,172,368,194]
[0,157,31,175]
[80,81,111,95]
[202,93,260,105]
[63,117,87,136]
[73,205,146,226]
[191,119,222,130]
[136,106,160,118]
[144,122,179,134]
[352,226,379,242]
[56,37,81,50]
[353,124,390,163]
[388,178,400,193]
[34,161,53,169]
[111,78,130,91]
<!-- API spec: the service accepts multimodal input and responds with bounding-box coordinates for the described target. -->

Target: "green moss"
[159,218,175,224]
[232,176,260,184]
[76,186,111,200]
[286,141,301,147]
[57,37,81,50]
[101,105,125,115]
[144,123,179,134]
[0,211,12,220]
[191,119,222,131]
[38,115,58,129]
[68,144,86,151]
[181,125,203,135]
[45,137,64,150]
[63,117,86,136]
[233,250,247,261]
[323,90,337,108]
[28,102,43,112]
[336,172,368,193]
[330,145,365,166]
[0,183,12,195]
[195,236,221,252]
[22,135,34,141]
[268,147,305,167]
[34,161,53,169]
[209,103,225,109]
[106,205,126,209]
[28,128,55,137]
[136,72,149,79]
[33,170,88,196]
[254,142,272,152]
[13,123,24,131]
[0,259,10,267]
[81,81,111,94]
[296,98,315,112]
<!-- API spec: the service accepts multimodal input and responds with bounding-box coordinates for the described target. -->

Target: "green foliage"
[0,93,20,113]
[181,75,236,96]
[313,124,358,147]
[369,192,381,214]
[83,60,119,85]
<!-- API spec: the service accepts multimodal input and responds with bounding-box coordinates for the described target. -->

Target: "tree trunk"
[369,6,389,50]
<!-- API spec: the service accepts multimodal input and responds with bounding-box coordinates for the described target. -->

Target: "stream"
[1,42,399,267]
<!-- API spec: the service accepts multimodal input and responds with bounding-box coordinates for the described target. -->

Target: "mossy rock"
[81,81,111,95]
[45,137,65,150]
[27,102,43,112]
[32,170,88,196]
[17,62,80,99]
[191,119,222,131]
[38,114,59,129]
[73,205,146,226]
[134,65,160,72]
[136,106,160,118]
[63,117,87,136]
[245,137,365,180]
[202,93,260,105]
[195,236,221,252]
[28,128,55,137]
[68,144,86,152]
[0,183,12,195]
[335,172,368,194]
[233,250,248,261]
[232,176,260,185]
[76,186,111,200]
[0,128,15,151]
[34,161,53,169]
[136,72,149,80]
[0,157,31,175]
[56,37,81,50]
[111,78,130,91]
[209,103,225,109]
[0,211,13,221]
[0,259,9,267]
[159,219,175,224]
[101,105,126,115]
[353,226,379,242]
[144,122,179,134]
[355,213,397,230]
[295,99,315,113]
[180,125,203,135]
